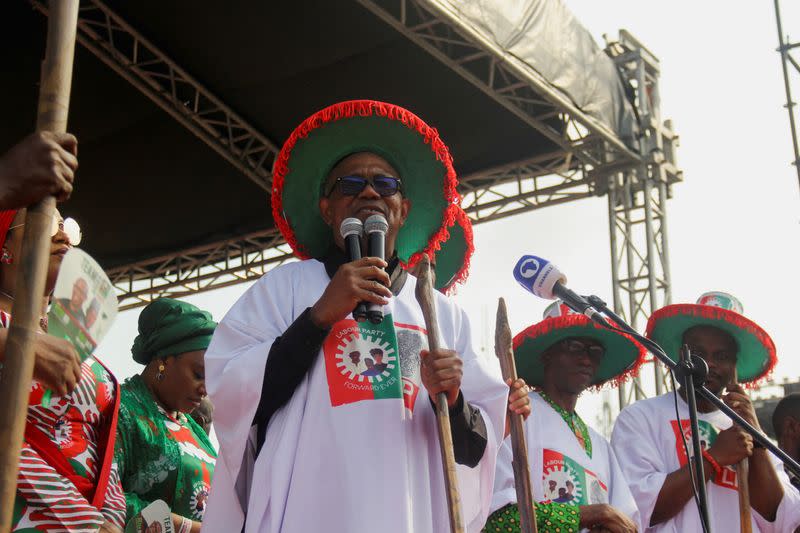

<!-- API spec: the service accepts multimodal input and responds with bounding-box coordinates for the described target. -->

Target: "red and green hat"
[646,291,777,385]
[271,100,460,265]
[513,302,646,388]
[428,207,474,294]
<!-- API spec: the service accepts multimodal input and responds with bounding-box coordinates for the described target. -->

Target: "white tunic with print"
[611,391,800,532]
[202,259,508,533]
[491,392,642,531]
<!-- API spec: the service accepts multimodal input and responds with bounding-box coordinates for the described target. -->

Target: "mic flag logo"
[513,254,564,300]
[518,257,540,279]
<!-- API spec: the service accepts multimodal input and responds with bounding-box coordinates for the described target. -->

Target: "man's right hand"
[0,131,78,209]
[707,425,753,466]
[580,504,638,533]
[310,257,392,328]
[32,332,82,397]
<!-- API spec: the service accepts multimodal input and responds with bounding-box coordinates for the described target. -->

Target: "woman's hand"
[98,521,122,533]
[32,332,82,396]
[0,329,81,396]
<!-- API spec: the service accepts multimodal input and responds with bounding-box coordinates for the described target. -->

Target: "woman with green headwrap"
[115,298,218,533]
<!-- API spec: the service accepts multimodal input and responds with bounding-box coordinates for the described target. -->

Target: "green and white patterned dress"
[115,375,217,526]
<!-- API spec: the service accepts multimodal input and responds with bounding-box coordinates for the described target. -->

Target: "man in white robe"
[203,100,508,533]
[611,293,799,532]
[485,302,641,532]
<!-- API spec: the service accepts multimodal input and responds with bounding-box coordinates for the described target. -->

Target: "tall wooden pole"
[414,256,464,533]
[0,2,80,530]
[494,298,537,533]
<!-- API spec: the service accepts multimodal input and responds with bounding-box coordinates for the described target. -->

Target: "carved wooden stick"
[0,2,80,530]
[414,255,464,533]
[495,298,538,533]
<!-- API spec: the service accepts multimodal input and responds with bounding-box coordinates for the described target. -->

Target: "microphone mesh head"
[364,214,389,235]
[340,217,363,239]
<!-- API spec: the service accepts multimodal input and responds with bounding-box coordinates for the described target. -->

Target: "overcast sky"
[96,1,800,431]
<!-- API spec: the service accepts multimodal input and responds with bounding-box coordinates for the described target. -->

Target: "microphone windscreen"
[364,214,388,235]
[513,255,567,300]
[340,217,363,239]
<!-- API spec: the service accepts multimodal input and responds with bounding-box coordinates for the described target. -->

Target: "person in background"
[611,292,799,531]
[485,302,642,533]
[0,131,78,208]
[190,397,215,436]
[0,208,125,533]
[115,298,217,533]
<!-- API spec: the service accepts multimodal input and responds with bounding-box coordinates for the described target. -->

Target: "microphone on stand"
[512,254,608,326]
[365,214,388,324]
[340,218,368,322]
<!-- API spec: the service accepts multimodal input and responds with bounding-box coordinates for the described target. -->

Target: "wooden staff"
[494,298,537,533]
[0,2,80,530]
[414,255,464,533]
[732,368,752,533]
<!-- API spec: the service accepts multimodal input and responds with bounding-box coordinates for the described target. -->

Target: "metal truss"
[106,228,293,310]
[31,0,279,192]
[28,0,681,331]
[774,0,800,194]
[603,31,682,411]
[355,0,640,170]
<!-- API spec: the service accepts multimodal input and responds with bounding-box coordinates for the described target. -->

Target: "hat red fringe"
[415,206,474,294]
[272,100,460,260]
[513,314,647,390]
[646,304,777,388]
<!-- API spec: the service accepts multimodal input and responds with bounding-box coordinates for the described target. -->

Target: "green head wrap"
[131,298,217,365]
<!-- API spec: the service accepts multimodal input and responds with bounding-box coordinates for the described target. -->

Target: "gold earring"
[157,363,166,382]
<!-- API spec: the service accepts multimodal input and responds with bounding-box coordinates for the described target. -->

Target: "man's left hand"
[723,382,760,430]
[420,348,463,408]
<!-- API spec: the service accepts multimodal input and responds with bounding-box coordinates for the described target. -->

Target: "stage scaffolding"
[774,0,800,195]
[32,1,682,408]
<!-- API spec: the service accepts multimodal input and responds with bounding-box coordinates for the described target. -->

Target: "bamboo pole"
[0,2,80,530]
[414,255,464,533]
[494,298,537,533]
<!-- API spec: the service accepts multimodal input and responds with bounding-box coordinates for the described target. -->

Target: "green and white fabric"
[490,392,641,532]
[116,375,217,526]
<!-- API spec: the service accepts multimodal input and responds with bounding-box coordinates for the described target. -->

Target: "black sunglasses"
[324,175,403,198]
[560,339,605,360]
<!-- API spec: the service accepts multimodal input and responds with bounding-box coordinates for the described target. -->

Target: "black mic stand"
[674,343,712,531]
[577,295,800,532]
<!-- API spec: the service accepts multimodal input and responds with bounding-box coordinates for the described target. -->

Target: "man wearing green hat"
[611,292,800,531]
[485,302,642,532]
[204,100,509,533]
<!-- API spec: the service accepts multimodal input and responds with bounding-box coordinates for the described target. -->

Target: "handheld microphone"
[365,214,388,324]
[340,218,368,322]
[513,255,607,325]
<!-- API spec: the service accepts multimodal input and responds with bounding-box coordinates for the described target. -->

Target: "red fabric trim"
[272,100,460,259]
[645,304,777,386]
[24,424,94,499]
[0,209,18,249]
[512,314,647,389]
[418,206,474,295]
[90,356,120,509]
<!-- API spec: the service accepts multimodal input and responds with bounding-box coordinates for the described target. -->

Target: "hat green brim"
[646,304,776,383]
[513,316,644,388]
[434,210,473,292]
[278,111,451,262]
